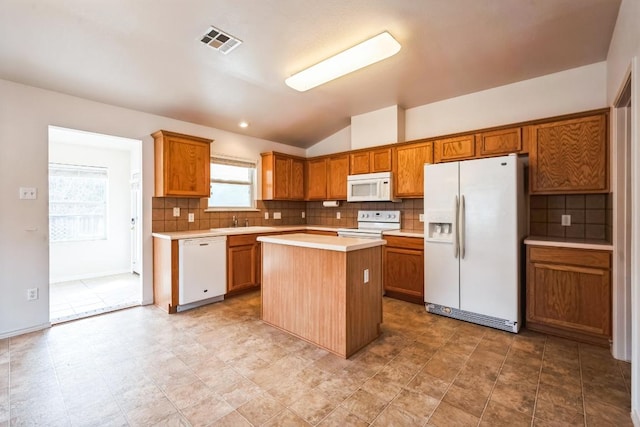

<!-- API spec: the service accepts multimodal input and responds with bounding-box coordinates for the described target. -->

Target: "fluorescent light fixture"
[285,31,401,92]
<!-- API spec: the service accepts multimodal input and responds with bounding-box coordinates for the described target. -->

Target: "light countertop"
[525,236,613,251]
[383,229,424,238]
[152,225,341,240]
[257,233,386,252]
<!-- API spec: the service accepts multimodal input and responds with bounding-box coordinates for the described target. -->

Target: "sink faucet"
[232,215,238,227]
[245,218,249,227]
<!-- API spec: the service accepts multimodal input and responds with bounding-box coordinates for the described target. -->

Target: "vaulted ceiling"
[0,0,621,147]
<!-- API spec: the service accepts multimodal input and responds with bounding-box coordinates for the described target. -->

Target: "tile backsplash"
[152,197,425,233]
[529,194,612,242]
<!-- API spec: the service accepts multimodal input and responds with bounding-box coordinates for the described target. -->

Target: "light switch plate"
[363,269,369,283]
[188,213,194,222]
[301,212,305,219]
[173,207,180,217]
[561,214,571,226]
[19,187,37,200]
[419,214,424,222]
[264,212,269,220]
[336,212,341,219]
[273,212,281,219]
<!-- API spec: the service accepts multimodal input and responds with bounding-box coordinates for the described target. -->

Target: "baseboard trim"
[0,322,51,339]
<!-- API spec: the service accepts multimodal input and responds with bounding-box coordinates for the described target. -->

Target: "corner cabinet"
[528,113,608,194]
[261,152,305,200]
[153,130,212,197]
[393,141,433,198]
[383,236,424,304]
[526,245,611,346]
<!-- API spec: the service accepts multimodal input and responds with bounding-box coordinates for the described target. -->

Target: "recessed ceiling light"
[239,121,249,128]
[285,32,401,92]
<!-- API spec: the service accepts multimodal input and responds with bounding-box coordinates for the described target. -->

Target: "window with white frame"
[49,163,108,242]
[208,157,256,209]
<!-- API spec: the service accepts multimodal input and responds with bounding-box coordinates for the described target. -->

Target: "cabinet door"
[393,142,433,198]
[476,127,524,157]
[370,148,392,172]
[529,114,608,194]
[273,155,291,199]
[384,246,424,304]
[350,152,371,174]
[154,131,212,197]
[290,158,305,200]
[327,155,349,200]
[434,134,476,163]
[305,158,327,200]
[228,244,258,293]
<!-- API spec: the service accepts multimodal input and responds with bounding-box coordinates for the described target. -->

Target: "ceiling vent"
[200,26,242,54]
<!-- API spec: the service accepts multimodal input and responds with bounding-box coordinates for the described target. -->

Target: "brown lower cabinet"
[526,245,611,346]
[227,234,261,295]
[383,235,424,304]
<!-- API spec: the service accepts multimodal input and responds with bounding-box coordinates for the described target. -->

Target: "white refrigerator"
[423,154,525,332]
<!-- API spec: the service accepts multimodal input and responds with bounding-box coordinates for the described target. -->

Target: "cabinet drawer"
[384,235,423,250]
[227,233,258,247]
[528,246,610,269]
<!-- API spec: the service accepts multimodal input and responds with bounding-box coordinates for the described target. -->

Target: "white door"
[130,172,141,274]
[459,156,519,321]
[424,161,460,308]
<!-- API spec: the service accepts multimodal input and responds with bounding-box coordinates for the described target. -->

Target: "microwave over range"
[347,172,399,202]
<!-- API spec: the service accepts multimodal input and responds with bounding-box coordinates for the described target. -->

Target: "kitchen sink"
[210,226,278,233]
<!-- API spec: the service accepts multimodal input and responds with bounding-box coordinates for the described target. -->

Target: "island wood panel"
[434,134,476,162]
[152,237,179,313]
[327,155,349,200]
[476,127,524,156]
[528,114,608,194]
[526,245,611,346]
[393,141,433,198]
[261,243,382,358]
[305,158,327,200]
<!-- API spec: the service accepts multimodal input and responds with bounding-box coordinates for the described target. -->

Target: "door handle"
[459,194,465,259]
[453,195,459,258]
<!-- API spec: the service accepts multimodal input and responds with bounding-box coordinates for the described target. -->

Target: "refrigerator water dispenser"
[425,210,454,243]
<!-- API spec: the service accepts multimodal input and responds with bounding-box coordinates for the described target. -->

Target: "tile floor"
[50,273,141,323]
[2,291,632,426]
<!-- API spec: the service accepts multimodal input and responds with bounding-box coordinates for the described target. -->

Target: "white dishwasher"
[178,236,227,306]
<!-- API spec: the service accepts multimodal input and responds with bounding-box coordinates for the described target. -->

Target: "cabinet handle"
[453,195,459,259]
[459,195,465,259]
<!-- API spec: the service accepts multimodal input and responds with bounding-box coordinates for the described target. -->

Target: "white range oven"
[337,210,401,239]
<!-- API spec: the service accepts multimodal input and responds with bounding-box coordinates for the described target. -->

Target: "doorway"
[612,73,632,361]
[48,126,143,323]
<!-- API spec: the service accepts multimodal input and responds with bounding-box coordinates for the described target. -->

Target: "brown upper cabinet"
[153,130,212,197]
[305,158,328,200]
[327,154,349,200]
[528,113,608,194]
[392,141,433,198]
[349,148,392,174]
[476,127,525,157]
[433,134,476,163]
[261,152,305,200]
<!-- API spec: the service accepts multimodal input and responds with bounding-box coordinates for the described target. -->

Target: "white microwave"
[347,172,399,202]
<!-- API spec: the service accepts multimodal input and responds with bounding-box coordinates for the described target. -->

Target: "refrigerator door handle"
[453,195,459,258]
[459,194,466,259]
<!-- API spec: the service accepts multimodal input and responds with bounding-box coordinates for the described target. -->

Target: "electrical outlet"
[363,269,369,283]
[264,212,269,220]
[173,207,180,217]
[419,214,424,222]
[273,212,282,220]
[188,213,194,222]
[561,214,571,226]
[336,212,341,219]
[27,288,38,300]
[19,187,37,200]
[301,211,305,219]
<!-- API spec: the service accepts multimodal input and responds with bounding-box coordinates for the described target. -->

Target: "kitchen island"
[257,233,385,358]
